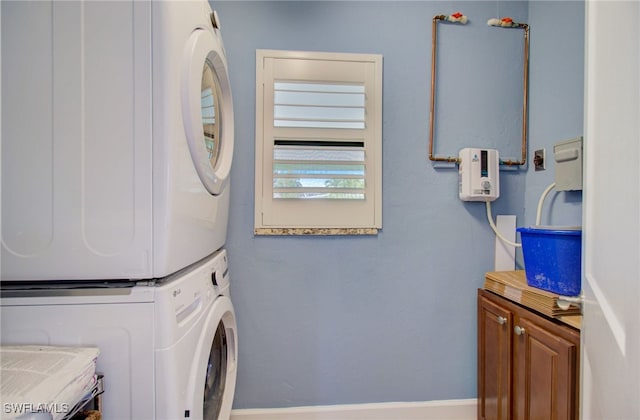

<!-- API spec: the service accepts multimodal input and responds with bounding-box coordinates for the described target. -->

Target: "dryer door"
[187,295,238,420]
[182,29,234,196]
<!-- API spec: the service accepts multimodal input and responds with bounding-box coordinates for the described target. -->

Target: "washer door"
[187,295,238,420]
[182,29,234,196]
[203,321,229,419]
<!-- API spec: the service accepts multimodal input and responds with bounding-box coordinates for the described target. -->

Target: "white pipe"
[557,295,584,310]
[486,201,522,248]
[558,295,584,303]
[536,182,557,225]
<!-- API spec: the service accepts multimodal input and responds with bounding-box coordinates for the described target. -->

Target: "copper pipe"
[429,16,460,163]
[501,23,529,166]
[428,18,530,167]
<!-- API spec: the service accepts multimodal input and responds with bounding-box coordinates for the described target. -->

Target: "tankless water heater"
[458,148,500,202]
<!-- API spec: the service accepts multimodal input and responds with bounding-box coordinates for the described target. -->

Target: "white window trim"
[255,49,383,235]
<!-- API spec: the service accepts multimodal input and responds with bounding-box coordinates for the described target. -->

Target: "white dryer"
[1,249,238,420]
[1,0,234,281]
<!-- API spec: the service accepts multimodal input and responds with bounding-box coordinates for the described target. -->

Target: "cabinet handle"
[514,325,526,335]
[497,316,507,325]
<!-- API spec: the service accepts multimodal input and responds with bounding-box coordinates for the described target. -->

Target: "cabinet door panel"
[478,294,512,420]
[514,318,578,420]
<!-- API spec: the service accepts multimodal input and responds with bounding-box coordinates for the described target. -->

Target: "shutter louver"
[273,142,366,200]
[274,82,365,129]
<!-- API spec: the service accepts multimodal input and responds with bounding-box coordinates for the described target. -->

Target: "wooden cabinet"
[478,289,580,420]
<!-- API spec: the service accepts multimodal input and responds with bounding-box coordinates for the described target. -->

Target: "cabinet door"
[513,317,578,420]
[478,293,512,420]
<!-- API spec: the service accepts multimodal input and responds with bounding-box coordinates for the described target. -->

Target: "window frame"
[255,49,383,235]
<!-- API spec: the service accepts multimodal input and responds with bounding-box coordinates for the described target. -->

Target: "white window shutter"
[255,50,382,232]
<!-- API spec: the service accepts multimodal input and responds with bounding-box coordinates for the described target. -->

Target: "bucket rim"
[517,226,582,235]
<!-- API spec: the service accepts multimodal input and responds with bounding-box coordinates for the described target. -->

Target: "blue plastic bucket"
[517,226,582,296]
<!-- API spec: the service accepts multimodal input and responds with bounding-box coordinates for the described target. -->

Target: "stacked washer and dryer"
[1,1,237,419]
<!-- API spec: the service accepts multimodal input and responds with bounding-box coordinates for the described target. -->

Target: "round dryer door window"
[201,61,222,172]
[183,29,234,196]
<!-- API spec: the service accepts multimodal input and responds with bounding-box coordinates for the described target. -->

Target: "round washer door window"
[203,322,227,420]
[183,29,234,196]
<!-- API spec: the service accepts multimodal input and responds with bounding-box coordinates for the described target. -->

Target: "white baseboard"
[230,399,477,420]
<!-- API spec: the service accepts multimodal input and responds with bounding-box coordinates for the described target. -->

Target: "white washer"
[0,249,238,420]
[1,0,234,281]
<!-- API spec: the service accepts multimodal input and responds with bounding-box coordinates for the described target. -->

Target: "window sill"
[254,228,378,236]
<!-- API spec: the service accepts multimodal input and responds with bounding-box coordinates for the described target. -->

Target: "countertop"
[484,270,582,330]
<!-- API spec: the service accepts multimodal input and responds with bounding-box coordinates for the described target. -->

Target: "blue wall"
[213,0,583,409]
[525,1,585,226]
